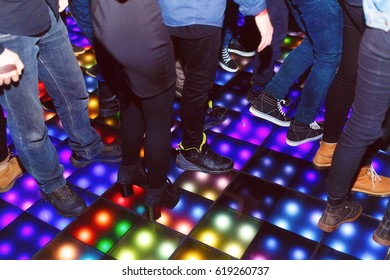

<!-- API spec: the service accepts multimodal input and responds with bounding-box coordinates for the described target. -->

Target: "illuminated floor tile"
[108,219,184,260]
[212,87,248,113]
[64,198,141,253]
[32,231,103,260]
[171,238,235,260]
[286,160,328,200]
[242,148,303,187]
[242,222,317,260]
[46,115,68,141]
[262,126,315,160]
[221,112,275,146]
[174,170,237,201]
[67,162,119,195]
[90,120,121,144]
[156,190,213,235]
[313,244,359,260]
[0,213,59,260]
[0,199,23,230]
[55,140,78,179]
[218,173,286,220]
[349,192,388,220]
[209,134,258,171]
[190,204,262,259]
[321,214,388,260]
[102,183,147,216]
[0,174,41,211]
[266,191,325,242]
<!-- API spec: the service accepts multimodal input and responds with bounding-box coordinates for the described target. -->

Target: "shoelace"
[367,166,382,190]
[221,48,232,63]
[53,185,73,200]
[276,101,286,116]
[309,121,321,130]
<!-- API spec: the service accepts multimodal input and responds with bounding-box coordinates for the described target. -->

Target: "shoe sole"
[373,231,390,247]
[286,134,323,146]
[312,161,331,170]
[350,187,390,197]
[228,49,256,57]
[176,154,233,175]
[317,207,362,233]
[218,61,238,73]
[249,106,291,127]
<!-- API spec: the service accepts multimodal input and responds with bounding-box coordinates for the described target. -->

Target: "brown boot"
[312,140,337,169]
[351,165,390,197]
[0,155,23,192]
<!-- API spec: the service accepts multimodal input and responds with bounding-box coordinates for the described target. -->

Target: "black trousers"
[323,3,365,143]
[172,31,221,148]
[91,0,176,189]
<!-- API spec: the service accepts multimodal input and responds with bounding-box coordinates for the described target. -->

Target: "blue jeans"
[68,0,94,45]
[0,8,103,193]
[327,27,390,206]
[252,0,289,88]
[265,0,342,124]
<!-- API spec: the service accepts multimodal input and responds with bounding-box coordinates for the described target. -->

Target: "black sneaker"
[247,87,291,107]
[176,139,234,174]
[249,90,291,127]
[41,99,56,112]
[228,41,256,57]
[40,184,87,217]
[85,64,98,78]
[203,106,228,131]
[318,201,362,233]
[98,81,119,118]
[286,120,323,146]
[219,48,238,73]
[70,144,122,168]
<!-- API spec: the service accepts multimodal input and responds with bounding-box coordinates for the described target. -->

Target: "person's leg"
[319,27,390,233]
[173,32,234,174]
[219,0,238,73]
[175,33,221,149]
[313,3,364,168]
[251,0,289,91]
[68,0,119,118]
[291,0,343,125]
[322,3,365,143]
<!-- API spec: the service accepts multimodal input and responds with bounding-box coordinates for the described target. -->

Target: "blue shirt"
[363,0,390,31]
[158,0,266,28]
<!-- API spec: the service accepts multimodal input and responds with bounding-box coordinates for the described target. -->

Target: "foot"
[286,120,323,146]
[249,90,291,127]
[176,135,233,174]
[227,41,256,57]
[70,144,122,168]
[40,184,87,217]
[219,48,238,73]
[318,201,362,233]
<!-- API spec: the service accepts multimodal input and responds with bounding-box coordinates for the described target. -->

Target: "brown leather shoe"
[312,140,337,169]
[0,156,23,192]
[351,165,390,197]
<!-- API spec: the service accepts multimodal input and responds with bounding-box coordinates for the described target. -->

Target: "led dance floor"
[1,14,390,261]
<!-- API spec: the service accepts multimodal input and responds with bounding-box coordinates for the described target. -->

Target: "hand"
[59,0,69,13]
[0,49,24,86]
[254,9,274,52]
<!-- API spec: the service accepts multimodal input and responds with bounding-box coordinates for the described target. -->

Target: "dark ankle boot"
[117,162,148,197]
[144,181,181,221]
[373,210,390,247]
